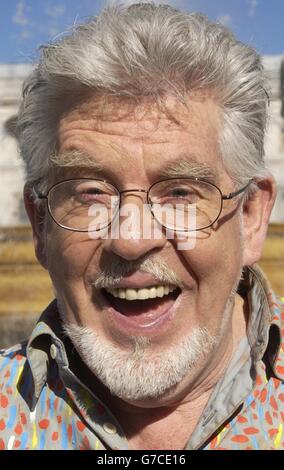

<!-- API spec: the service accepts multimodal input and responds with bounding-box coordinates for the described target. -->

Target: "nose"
[102,192,167,261]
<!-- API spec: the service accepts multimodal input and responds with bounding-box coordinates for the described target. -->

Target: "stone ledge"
[0,314,39,349]
[0,226,54,316]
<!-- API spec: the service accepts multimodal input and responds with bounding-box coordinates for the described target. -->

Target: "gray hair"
[17,1,269,193]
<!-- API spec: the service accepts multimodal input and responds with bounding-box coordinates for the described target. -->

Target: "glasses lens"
[48,179,119,231]
[149,179,221,231]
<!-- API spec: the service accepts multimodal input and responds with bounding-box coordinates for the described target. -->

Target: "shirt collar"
[244,265,284,379]
[26,300,69,400]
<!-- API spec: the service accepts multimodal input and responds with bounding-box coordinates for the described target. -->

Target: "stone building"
[0,64,32,226]
[263,56,284,222]
[0,58,284,226]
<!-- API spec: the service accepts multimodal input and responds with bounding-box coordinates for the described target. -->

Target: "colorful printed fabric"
[0,265,283,450]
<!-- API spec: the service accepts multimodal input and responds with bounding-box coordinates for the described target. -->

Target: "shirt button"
[50,344,57,359]
[103,422,117,434]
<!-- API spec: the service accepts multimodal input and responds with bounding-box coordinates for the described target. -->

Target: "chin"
[62,320,217,402]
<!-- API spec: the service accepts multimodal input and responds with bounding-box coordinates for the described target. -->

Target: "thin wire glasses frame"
[34,177,252,233]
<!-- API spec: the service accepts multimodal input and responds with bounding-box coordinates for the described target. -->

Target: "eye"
[80,187,104,195]
[170,188,195,198]
[73,182,114,206]
[162,186,200,204]
[76,186,104,198]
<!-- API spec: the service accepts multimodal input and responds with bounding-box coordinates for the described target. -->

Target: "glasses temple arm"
[32,187,47,200]
[222,180,252,200]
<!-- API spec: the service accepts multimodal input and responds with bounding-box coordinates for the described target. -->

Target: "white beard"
[57,256,242,402]
[62,320,217,402]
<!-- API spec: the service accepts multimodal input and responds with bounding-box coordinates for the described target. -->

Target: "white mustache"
[91,256,184,290]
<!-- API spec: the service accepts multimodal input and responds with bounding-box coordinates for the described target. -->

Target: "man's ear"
[23,184,48,269]
[242,173,277,266]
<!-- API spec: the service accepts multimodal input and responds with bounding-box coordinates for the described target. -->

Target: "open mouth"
[102,285,181,330]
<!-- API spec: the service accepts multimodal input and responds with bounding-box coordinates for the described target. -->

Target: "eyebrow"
[160,158,219,184]
[50,151,219,184]
[49,151,104,172]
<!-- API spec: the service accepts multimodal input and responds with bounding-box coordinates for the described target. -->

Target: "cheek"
[46,230,101,283]
[180,223,244,285]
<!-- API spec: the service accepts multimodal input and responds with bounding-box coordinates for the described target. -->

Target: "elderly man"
[0,2,283,451]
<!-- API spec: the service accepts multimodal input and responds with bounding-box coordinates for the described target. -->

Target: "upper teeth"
[105,285,176,300]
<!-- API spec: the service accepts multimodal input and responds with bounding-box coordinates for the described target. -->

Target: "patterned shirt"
[0,265,283,450]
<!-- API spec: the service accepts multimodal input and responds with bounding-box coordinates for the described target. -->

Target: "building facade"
[263,56,284,222]
[0,58,283,226]
[0,64,32,226]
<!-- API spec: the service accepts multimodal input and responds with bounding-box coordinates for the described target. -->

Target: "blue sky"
[0,0,283,63]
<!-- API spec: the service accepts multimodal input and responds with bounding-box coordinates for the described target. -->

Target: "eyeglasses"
[35,177,251,233]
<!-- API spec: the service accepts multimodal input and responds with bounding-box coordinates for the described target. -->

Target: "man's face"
[37,93,247,405]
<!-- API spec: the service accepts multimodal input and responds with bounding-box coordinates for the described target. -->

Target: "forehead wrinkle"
[159,157,219,184]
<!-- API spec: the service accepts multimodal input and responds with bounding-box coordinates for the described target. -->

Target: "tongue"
[106,291,176,322]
